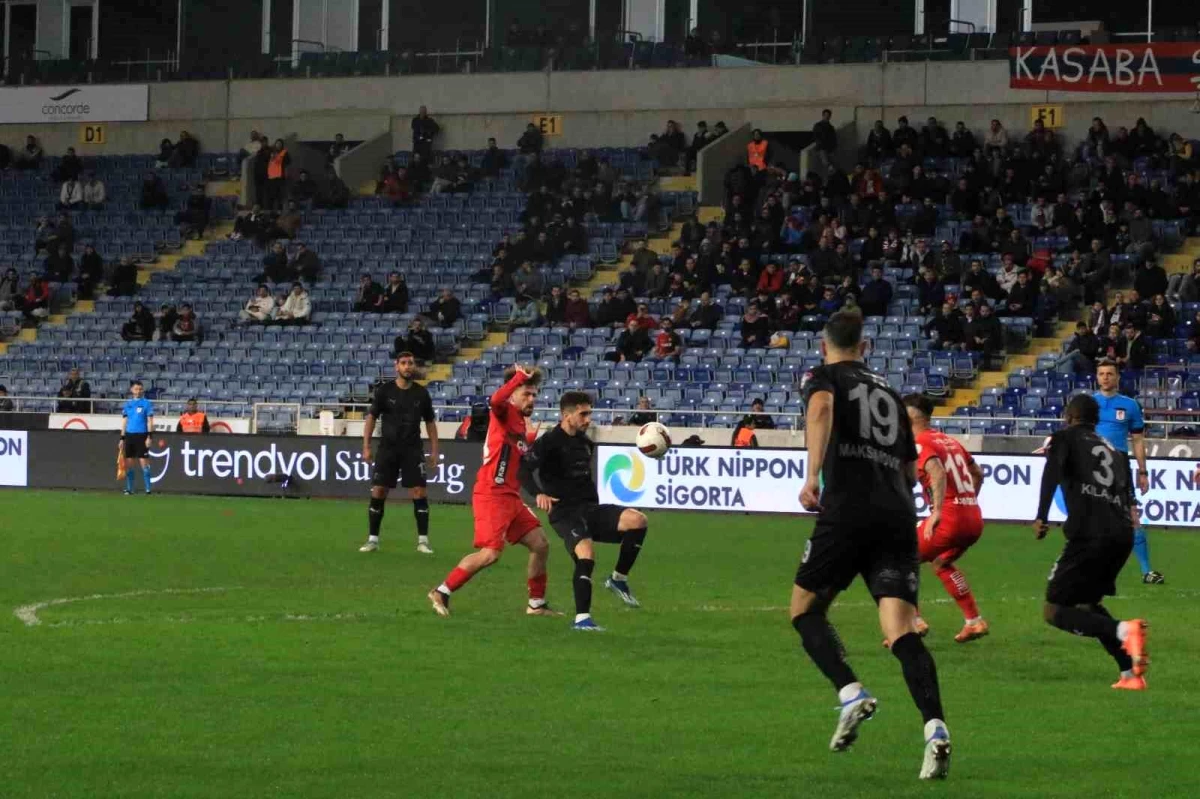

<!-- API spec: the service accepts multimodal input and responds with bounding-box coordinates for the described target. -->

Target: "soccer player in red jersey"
[903,395,989,643]
[427,365,561,618]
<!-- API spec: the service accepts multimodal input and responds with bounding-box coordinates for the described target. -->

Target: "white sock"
[612,571,628,582]
[368,534,379,543]
[436,584,450,596]
[1116,621,1130,642]
[837,682,864,703]
[528,598,546,609]
[1120,669,1135,680]
[965,616,981,625]
[574,613,591,623]
[924,719,948,740]
[417,535,429,544]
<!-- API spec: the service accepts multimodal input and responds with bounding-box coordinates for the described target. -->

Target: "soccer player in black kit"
[793,310,951,780]
[359,352,440,554]
[520,391,649,631]
[1033,393,1149,690]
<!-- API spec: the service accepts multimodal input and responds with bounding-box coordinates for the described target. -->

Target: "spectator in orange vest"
[176,399,210,434]
[746,129,769,170]
[264,139,291,210]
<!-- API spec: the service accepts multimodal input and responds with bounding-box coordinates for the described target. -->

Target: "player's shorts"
[123,435,149,459]
[371,445,427,489]
[795,515,919,605]
[1046,532,1134,606]
[549,503,626,554]
[918,506,984,563]
[472,494,541,550]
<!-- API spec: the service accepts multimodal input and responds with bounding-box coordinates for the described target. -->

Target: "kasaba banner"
[1009,43,1200,92]
[16,431,479,501]
[596,445,1200,527]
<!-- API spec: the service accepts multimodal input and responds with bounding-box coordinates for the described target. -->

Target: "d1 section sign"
[1010,43,1200,92]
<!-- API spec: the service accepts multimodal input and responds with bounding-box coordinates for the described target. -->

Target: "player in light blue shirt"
[120,380,155,495]
[1094,360,1162,583]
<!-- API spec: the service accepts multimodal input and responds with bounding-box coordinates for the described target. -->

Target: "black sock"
[413,497,430,537]
[890,632,945,724]
[1049,605,1120,640]
[368,496,385,537]
[614,527,647,576]
[573,558,595,615]
[792,613,858,692]
[1091,604,1134,672]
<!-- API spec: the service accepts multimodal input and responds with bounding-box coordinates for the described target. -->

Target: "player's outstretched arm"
[1033,435,1064,536]
[489,365,531,410]
[800,391,833,512]
[362,414,376,462]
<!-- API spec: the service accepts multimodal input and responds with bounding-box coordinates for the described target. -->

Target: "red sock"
[935,564,980,622]
[527,573,547,601]
[444,567,472,592]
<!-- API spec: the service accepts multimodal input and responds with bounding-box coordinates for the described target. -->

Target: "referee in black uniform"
[520,390,649,631]
[360,352,439,554]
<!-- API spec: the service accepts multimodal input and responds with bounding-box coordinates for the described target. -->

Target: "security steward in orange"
[176,398,210,434]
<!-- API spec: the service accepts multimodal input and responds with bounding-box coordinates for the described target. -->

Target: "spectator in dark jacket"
[260,243,295,285]
[380,272,409,313]
[139,172,169,210]
[108,257,139,297]
[1133,258,1168,301]
[925,301,965,350]
[1004,270,1038,317]
[564,288,591,328]
[964,302,1003,355]
[613,319,652,362]
[916,267,945,315]
[411,106,440,159]
[43,243,75,283]
[1055,321,1101,374]
[1116,324,1149,370]
[688,291,722,330]
[427,288,462,327]
[353,273,383,312]
[481,137,507,177]
[812,109,837,171]
[395,318,435,363]
[290,243,322,284]
[168,131,199,168]
[121,301,155,341]
[859,264,893,317]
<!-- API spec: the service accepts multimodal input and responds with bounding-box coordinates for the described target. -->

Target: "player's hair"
[1065,393,1100,426]
[1096,358,1119,372]
[394,351,415,361]
[822,309,865,351]
[559,390,593,411]
[902,393,935,419]
[130,379,143,387]
[503,365,542,388]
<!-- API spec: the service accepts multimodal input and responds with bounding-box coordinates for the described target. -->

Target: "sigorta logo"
[49,89,82,101]
[603,452,646,502]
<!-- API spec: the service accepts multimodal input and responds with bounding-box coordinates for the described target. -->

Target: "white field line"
[13,586,242,627]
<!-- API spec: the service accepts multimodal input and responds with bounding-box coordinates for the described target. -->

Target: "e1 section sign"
[595,445,1200,526]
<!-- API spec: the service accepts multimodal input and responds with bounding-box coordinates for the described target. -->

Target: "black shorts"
[795,516,920,605]
[1046,533,1133,606]
[123,435,149,459]
[549,504,626,554]
[371,444,427,489]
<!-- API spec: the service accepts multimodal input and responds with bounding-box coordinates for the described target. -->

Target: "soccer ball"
[636,422,672,459]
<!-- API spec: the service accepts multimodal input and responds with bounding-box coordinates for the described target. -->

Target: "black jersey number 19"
[848,383,899,446]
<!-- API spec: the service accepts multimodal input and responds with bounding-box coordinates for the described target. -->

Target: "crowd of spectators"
[635,113,1200,370]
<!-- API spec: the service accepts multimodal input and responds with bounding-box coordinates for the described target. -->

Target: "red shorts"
[472,494,541,550]
[918,506,984,563]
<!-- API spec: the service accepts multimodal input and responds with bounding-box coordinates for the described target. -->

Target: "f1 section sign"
[1010,43,1200,92]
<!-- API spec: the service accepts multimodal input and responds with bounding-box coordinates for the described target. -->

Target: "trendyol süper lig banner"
[1009,43,1200,92]
[597,445,1200,527]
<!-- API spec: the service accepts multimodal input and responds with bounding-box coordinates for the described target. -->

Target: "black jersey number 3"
[1091,445,1114,487]
[848,383,899,446]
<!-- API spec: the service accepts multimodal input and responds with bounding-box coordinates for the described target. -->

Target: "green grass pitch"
[2,490,1197,798]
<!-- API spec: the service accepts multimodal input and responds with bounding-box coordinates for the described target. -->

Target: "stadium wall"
[4,61,1198,158]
